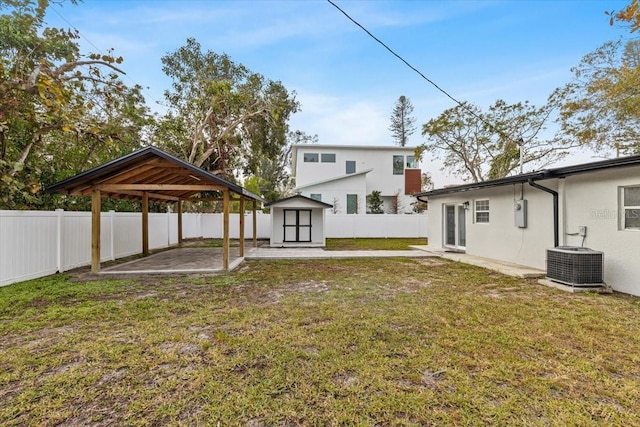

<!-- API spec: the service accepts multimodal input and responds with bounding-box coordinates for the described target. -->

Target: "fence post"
[109,210,115,261]
[56,209,64,272]
[167,209,171,247]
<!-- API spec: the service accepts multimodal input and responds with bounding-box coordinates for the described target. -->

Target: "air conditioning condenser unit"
[546,246,604,286]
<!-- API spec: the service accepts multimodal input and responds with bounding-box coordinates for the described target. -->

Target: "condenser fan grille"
[546,247,603,286]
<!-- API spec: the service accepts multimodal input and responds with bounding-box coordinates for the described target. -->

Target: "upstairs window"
[346,161,356,174]
[406,155,418,168]
[393,155,404,175]
[622,186,640,230]
[304,153,319,162]
[475,199,490,223]
[321,153,336,163]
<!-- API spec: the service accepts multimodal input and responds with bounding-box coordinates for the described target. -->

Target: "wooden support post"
[252,199,258,248]
[177,199,183,246]
[223,190,230,270]
[239,197,245,257]
[142,192,149,256]
[91,188,101,273]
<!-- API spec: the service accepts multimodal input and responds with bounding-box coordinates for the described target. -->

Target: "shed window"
[622,186,640,229]
[304,153,319,162]
[321,153,336,163]
[475,199,490,223]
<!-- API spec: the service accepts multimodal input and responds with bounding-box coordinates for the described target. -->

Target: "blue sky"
[44,0,631,186]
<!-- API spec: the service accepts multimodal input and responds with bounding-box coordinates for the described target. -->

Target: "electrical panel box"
[514,199,527,228]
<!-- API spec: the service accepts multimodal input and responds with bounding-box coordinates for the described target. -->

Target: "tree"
[331,197,340,214]
[0,0,151,209]
[419,99,574,183]
[389,95,416,147]
[155,38,299,180]
[557,39,640,156]
[366,190,384,214]
[608,0,640,33]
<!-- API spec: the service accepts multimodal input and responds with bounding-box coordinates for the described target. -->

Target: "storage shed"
[265,195,333,247]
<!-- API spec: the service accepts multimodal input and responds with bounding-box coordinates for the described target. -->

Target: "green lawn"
[1,258,639,426]
[325,237,427,250]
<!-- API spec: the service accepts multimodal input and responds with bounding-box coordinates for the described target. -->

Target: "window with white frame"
[310,193,322,201]
[321,153,336,163]
[393,155,404,175]
[622,186,640,229]
[303,153,319,162]
[475,199,490,223]
[406,155,418,168]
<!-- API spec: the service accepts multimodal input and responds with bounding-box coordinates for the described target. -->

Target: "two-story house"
[291,144,421,214]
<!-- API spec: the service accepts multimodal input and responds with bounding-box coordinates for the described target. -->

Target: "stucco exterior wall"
[427,167,640,296]
[293,145,418,213]
[427,182,556,269]
[302,174,367,214]
[561,167,640,296]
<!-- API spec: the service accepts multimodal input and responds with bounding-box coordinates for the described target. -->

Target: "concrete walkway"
[244,247,438,260]
[411,246,545,279]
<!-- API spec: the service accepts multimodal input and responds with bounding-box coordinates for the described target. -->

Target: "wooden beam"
[91,188,101,273]
[239,197,245,257]
[101,189,180,202]
[142,192,149,256]
[96,184,226,191]
[252,199,258,248]
[223,189,230,270]
[177,199,183,246]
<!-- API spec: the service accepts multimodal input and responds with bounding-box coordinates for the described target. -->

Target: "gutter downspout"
[527,179,559,248]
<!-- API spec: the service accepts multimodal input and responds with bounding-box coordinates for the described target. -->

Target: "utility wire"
[326,0,515,144]
[50,4,164,108]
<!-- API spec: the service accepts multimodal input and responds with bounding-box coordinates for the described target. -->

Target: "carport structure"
[47,146,264,273]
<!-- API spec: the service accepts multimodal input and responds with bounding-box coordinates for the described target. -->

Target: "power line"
[50,4,165,109]
[326,0,514,143]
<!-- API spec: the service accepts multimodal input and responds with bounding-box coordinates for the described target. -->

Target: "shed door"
[283,209,312,242]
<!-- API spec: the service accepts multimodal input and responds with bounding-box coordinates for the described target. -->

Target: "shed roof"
[46,146,264,203]
[264,194,333,208]
[415,154,640,199]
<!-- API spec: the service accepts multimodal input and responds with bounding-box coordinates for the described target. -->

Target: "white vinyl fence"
[0,210,427,287]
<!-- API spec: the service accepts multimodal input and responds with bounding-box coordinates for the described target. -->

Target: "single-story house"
[415,155,640,297]
[265,194,333,247]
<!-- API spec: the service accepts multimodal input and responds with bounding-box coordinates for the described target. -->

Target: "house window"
[347,194,358,214]
[321,153,336,163]
[622,186,640,229]
[406,155,418,168]
[310,193,322,201]
[346,161,356,174]
[393,155,404,175]
[475,199,490,223]
[304,153,319,162]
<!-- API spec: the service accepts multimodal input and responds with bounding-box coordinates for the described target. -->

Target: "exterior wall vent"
[546,246,604,286]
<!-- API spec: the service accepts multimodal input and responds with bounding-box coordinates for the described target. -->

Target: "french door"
[283,209,312,242]
[444,204,466,249]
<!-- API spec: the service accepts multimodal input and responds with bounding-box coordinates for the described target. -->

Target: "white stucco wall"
[293,145,418,213]
[427,167,640,296]
[560,167,640,296]
[427,182,556,269]
[300,173,367,214]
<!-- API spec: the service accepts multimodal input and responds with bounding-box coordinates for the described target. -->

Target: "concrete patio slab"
[99,245,440,275]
